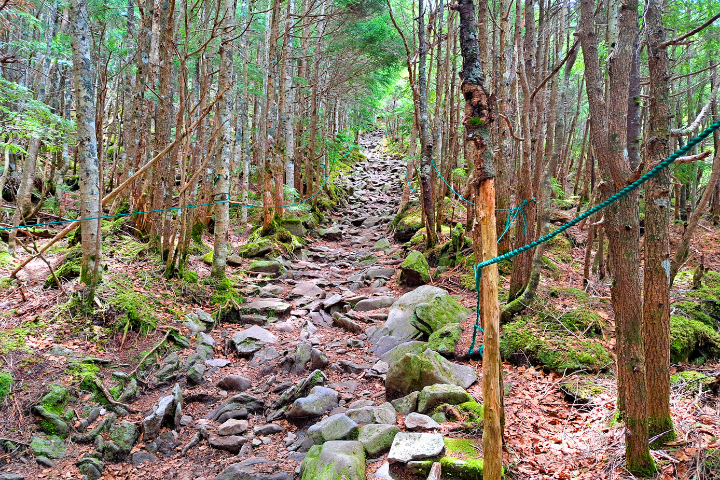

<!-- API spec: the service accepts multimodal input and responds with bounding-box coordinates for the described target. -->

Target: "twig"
[92,377,138,413]
[660,11,720,48]
[0,437,30,446]
[128,329,172,377]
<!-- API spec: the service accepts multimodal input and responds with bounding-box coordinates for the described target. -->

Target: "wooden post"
[451,0,503,478]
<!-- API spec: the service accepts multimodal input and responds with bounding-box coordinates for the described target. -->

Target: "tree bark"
[418,0,437,249]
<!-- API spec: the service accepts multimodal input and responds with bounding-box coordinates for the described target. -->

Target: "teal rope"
[1,147,356,232]
[468,119,720,355]
[405,166,417,192]
[496,198,535,243]
[430,154,474,205]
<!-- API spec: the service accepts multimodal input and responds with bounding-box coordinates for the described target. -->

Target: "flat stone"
[345,402,396,425]
[0,474,25,480]
[357,424,400,457]
[130,451,158,467]
[206,358,232,368]
[404,413,441,430]
[218,419,249,436]
[291,282,324,298]
[417,384,473,413]
[365,267,395,279]
[208,433,250,453]
[30,435,65,459]
[387,432,445,464]
[286,386,339,418]
[307,414,359,445]
[254,423,285,436]
[243,299,292,316]
[217,375,252,392]
[231,326,278,356]
[354,296,397,312]
[390,392,419,415]
[300,441,365,480]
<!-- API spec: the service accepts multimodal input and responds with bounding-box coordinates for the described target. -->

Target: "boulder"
[417,384,473,413]
[357,424,400,457]
[107,420,138,456]
[385,348,477,400]
[291,282,324,298]
[404,413,440,430]
[217,375,252,392]
[237,238,274,258]
[218,419,249,436]
[307,414,359,444]
[319,226,343,241]
[369,286,468,356]
[373,238,391,251]
[427,324,463,357]
[142,395,176,441]
[354,296,397,312]
[398,251,430,286]
[248,260,285,276]
[241,299,291,317]
[300,441,366,480]
[208,434,250,453]
[345,402,396,425]
[30,435,65,459]
[231,326,278,356]
[387,432,444,464]
[286,386,339,418]
[390,392,419,415]
[281,218,307,237]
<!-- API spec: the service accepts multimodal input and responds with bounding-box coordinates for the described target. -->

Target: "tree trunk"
[418,0,437,249]
[211,0,236,279]
[69,0,102,290]
[453,1,502,478]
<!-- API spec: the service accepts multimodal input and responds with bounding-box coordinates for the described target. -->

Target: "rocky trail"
[1,132,488,480]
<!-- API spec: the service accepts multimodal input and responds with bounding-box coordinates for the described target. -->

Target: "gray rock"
[357,424,400,457]
[254,423,285,436]
[242,299,291,316]
[354,296,397,312]
[300,441,365,480]
[307,414,359,444]
[197,309,215,324]
[0,474,24,480]
[218,419,249,436]
[416,384,473,413]
[36,455,55,468]
[197,332,216,347]
[142,395,175,441]
[226,254,244,266]
[184,314,207,333]
[387,432,445,464]
[206,358,232,368]
[217,375,252,392]
[248,260,285,276]
[208,433,250,453]
[368,286,468,355]
[293,341,313,374]
[286,386,339,418]
[365,267,395,279]
[32,405,70,436]
[291,282,324,298]
[76,455,104,479]
[130,451,158,466]
[187,362,206,384]
[385,348,477,399]
[404,413,440,430]
[231,326,278,356]
[338,360,371,374]
[323,293,344,309]
[30,435,65,459]
[212,458,292,480]
[319,226,343,241]
[310,348,329,370]
[249,346,280,367]
[390,392,419,415]
[345,402,396,425]
[373,238,391,251]
[107,420,138,454]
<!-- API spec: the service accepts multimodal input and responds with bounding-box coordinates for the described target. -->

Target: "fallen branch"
[93,377,138,413]
[128,329,172,377]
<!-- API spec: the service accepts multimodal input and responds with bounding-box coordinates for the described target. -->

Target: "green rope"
[496,198,535,243]
[468,119,720,356]
[405,166,417,192]
[0,147,355,232]
[430,154,474,205]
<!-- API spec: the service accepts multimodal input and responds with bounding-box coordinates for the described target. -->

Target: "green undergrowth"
[0,371,12,403]
[669,316,720,364]
[500,315,613,374]
[208,276,244,307]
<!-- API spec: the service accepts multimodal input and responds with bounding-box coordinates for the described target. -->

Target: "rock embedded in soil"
[404,413,441,430]
[218,419,249,436]
[130,451,158,466]
[142,394,177,441]
[291,281,324,298]
[254,423,285,435]
[286,386,339,418]
[231,326,278,356]
[416,384,473,413]
[354,296,397,312]
[387,432,445,464]
[398,251,430,286]
[217,375,252,392]
[107,420,138,455]
[307,413,359,444]
[345,402,397,425]
[300,440,366,480]
[427,324,463,357]
[241,299,292,317]
[30,435,66,459]
[208,433,250,453]
[357,424,400,457]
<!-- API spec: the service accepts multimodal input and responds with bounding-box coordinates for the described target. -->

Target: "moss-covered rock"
[107,420,138,454]
[0,370,12,403]
[247,259,285,277]
[107,289,158,335]
[33,405,70,437]
[559,375,608,406]
[414,294,468,337]
[280,218,307,237]
[201,252,213,265]
[357,424,399,457]
[41,384,69,414]
[385,348,477,399]
[427,324,463,357]
[237,238,274,258]
[538,307,604,337]
[500,317,613,374]
[300,440,366,480]
[399,251,430,286]
[670,316,720,363]
[393,204,424,243]
[673,301,718,329]
[401,437,484,480]
[30,435,66,459]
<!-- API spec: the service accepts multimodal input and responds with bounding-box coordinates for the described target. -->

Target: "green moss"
[669,316,720,363]
[45,245,82,288]
[0,371,12,403]
[107,289,158,335]
[673,301,718,329]
[500,317,613,374]
[547,286,590,304]
[201,251,213,265]
[41,384,70,415]
[538,307,604,337]
[399,250,431,285]
[457,401,484,432]
[0,327,32,354]
[181,269,199,283]
[190,222,204,244]
[0,251,15,268]
[210,277,243,306]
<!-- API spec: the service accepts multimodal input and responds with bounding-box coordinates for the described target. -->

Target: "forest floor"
[0,132,719,480]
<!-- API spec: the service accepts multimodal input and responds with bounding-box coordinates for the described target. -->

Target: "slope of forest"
[1,0,720,479]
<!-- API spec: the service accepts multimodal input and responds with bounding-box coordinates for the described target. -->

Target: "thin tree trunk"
[418,0,437,249]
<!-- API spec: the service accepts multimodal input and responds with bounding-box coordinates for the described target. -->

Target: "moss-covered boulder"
[30,435,66,459]
[393,204,423,243]
[399,251,430,286]
[0,370,12,403]
[33,405,70,437]
[300,440,366,480]
[280,218,307,237]
[500,317,613,374]
[673,301,718,329]
[357,424,400,457]
[385,348,477,400]
[237,238,274,258]
[247,260,285,277]
[395,437,484,480]
[670,316,720,363]
[427,324,463,357]
[107,420,138,456]
[201,252,213,265]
